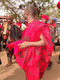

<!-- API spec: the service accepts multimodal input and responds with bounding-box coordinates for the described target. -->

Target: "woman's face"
[9,25,11,30]
[42,18,47,23]
[24,9,29,19]
[50,19,53,24]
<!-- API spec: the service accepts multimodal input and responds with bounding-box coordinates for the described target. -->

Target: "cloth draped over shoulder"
[7,20,53,79]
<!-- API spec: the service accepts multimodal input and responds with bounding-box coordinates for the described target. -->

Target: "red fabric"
[7,41,19,51]
[0,24,2,30]
[52,23,55,28]
[7,20,53,79]
[57,0,60,9]
[25,22,28,26]
[41,15,49,20]
[16,22,22,27]
[6,30,10,34]
[49,23,55,28]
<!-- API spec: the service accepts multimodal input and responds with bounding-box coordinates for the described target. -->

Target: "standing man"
[6,23,22,67]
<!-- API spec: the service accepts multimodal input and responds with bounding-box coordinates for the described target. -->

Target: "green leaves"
[12,13,17,19]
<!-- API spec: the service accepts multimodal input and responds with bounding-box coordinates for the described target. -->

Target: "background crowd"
[0,13,60,68]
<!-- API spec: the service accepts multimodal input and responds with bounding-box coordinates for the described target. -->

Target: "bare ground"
[0,46,60,80]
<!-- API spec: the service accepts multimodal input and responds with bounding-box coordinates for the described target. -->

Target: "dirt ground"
[0,46,60,80]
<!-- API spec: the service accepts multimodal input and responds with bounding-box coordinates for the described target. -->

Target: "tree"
[46,5,60,19]
[0,0,55,19]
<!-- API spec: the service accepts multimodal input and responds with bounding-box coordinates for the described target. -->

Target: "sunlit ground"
[0,46,60,80]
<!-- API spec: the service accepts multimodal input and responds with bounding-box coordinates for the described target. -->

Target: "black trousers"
[0,37,2,50]
[0,59,2,65]
[0,42,1,50]
[3,39,7,49]
[6,48,14,63]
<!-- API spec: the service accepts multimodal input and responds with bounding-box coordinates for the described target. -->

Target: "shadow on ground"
[1,55,60,80]
[0,46,60,80]
[4,68,26,80]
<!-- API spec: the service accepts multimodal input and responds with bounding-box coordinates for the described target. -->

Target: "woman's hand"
[18,41,30,49]
[18,34,45,49]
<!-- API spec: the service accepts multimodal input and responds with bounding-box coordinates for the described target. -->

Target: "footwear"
[6,62,12,67]
[0,50,2,52]
[47,65,52,70]
[57,55,60,64]
[0,48,2,52]
[47,61,53,70]
[57,61,60,64]
[0,59,2,65]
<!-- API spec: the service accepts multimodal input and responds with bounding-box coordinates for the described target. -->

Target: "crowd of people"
[0,4,60,80]
[0,15,28,65]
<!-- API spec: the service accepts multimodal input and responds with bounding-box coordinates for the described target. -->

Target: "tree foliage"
[46,5,60,19]
[0,0,57,19]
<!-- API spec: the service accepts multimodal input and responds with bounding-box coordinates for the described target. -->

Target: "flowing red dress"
[7,20,53,80]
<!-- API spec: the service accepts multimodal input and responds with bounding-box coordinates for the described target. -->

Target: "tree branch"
[4,3,21,19]
[6,0,19,9]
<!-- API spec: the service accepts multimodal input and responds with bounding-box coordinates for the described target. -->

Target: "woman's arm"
[19,34,45,49]
[29,34,45,47]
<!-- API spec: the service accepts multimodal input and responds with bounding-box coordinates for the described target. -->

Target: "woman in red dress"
[7,5,53,80]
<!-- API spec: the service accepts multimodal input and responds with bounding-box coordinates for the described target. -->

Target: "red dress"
[7,20,53,80]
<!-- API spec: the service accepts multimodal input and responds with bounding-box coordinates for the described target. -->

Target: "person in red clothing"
[41,15,49,24]
[41,15,53,70]
[7,5,53,80]
[49,19,55,28]
[41,15,50,31]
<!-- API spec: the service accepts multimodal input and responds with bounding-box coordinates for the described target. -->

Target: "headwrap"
[41,15,49,20]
